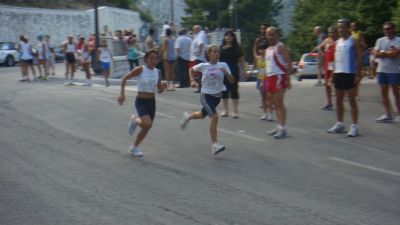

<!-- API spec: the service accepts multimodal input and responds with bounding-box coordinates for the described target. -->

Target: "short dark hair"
[144,49,159,60]
[384,21,396,29]
[337,18,351,27]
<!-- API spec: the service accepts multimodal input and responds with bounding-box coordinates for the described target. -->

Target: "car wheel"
[297,76,302,81]
[5,55,15,67]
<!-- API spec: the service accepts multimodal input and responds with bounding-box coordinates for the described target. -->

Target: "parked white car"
[296,52,318,81]
[0,42,19,66]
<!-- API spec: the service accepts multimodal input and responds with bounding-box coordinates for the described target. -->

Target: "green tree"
[393,0,400,27]
[287,0,397,61]
[182,0,282,61]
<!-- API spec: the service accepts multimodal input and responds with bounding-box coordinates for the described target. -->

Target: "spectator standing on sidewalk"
[36,34,48,80]
[62,35,77,85]
[97,40,114,87]
[174,29,192,88]
[117,50,165,157]
[189,25,207,93]
[161,28,177,90]
[127,37,140,71]
[45,35,56,76]
[81,44,92,86]
[373,21,400,123]
[252,23,270,116]
[18,35,36,82]
[219,30,246,118]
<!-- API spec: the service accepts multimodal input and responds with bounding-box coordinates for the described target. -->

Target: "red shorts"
[266,74,286,93]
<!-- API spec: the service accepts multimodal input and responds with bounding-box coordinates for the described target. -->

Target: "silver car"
[0,42,19,66]
[296,53,318,81]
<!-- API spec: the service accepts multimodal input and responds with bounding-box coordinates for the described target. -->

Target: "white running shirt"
[193,62,231,94]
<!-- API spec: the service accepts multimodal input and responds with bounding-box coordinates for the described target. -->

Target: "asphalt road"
[0,65,399,225]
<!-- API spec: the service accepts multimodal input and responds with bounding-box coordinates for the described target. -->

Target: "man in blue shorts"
[373,21,400,123]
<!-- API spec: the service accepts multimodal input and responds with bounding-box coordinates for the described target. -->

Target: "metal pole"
[234,0,238,30]
[93,0,101,74]
[170,0,174,23]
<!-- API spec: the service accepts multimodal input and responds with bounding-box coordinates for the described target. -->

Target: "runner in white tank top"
[117,50,165,157]
[264,27,292,139]
[327,19,363,137]
[180,45,234,155]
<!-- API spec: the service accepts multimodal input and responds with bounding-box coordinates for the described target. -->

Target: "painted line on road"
[218,128,266,142]
[95,97,117,104]
[156,112,176,119]
[329,157,400,177]
[156,97,201,109]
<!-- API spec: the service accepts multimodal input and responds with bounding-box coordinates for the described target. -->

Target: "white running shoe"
[260,113,268,120]
[211,143,225,155]
[375,114,393,123]
[327,123,345,133]
[130,145,143,157]
[180,112,190,129]
[273,129,286,139]
[347,125,359,137]
[266,113,273,121]
[128,115,137,135]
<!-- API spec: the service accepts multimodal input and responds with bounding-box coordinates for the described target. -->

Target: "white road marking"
[95,97,117,104]
[156,97,201,109]
[329,157,400,177]
[156,112,176,119]
[218,128,266,142]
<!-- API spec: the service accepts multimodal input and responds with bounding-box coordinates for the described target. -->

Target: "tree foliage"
[287,0,398,60]
[181,0,282,61]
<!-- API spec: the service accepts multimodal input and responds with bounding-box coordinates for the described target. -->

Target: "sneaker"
[375,114,393,123]
[266,128,278,136]
[347,125,359,137]
[130,145,143,157]
[128,115,137,135]
[180,112,190,129]
[273,129,286,139]
[321,104,333,110]
[314,80,323,86]
[266,113,273,121]
[260,113,268,120]
[327,123,345,133]
[211,143,225,155]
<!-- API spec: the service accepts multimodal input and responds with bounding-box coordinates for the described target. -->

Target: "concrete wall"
[0,5,142,46]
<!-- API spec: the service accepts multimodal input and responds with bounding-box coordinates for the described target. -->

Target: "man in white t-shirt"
[175,29,192,87]
[189,25,207,92]
[373,21,400,123]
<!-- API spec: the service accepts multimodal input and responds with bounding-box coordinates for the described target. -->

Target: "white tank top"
[99,48,111,62]
[136,65,160,93]
[334,37,357,74]
[66,43,76,53]
[19,42,33,60]
[265,42,286,76]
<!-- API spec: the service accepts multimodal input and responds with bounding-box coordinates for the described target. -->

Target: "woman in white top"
[97,40,114,87]
[117,50,165,157]
[180,45,234,155]
[18,35,36,82]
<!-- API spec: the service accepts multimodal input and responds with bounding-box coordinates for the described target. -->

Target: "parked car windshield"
[0,43,10,50]
[304,55,317,63]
